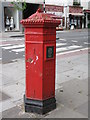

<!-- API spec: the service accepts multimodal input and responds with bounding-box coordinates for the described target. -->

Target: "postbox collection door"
[43,43,56,100]
[25,42,43,100]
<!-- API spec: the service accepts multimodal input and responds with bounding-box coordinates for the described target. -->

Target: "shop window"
[88,13,90,20]
[4,7,19,32]
[73,0,81,6]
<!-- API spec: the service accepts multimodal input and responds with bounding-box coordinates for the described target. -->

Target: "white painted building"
[0,0,23,32]
[45,0,90,29]
[0,0,43,32]
[0,0,90,32]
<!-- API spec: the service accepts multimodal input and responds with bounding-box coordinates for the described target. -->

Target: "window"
[73,0,81,6]
[4,7,19,31]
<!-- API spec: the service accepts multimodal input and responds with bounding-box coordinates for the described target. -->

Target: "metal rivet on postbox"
[20,8,60,114]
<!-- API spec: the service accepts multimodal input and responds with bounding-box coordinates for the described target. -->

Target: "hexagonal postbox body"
[20,8,60,114]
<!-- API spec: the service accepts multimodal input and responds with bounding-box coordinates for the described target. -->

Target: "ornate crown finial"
[37,8,42,13]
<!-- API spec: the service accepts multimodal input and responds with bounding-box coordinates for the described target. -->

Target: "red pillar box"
[20,8,60,114]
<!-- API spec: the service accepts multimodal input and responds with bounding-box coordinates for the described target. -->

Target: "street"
[0,29,89,64]
[0,29,89,118]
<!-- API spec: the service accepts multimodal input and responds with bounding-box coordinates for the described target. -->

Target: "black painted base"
[24,95,56,114]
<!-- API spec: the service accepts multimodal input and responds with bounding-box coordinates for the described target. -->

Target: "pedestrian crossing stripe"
[58,38,66,41]
[56,43,66,47]
[12,48,25,52]
[11,45,82,53]
[57,48,88,56]
[2,44,25,50]
[72,40,77,42]
[84,42,90,45]
[0,44,11,47]
[1,43,84,54]
[56,45,82,53]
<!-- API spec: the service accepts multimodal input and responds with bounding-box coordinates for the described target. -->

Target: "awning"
[84,10,90,13]
[69,13,84,16]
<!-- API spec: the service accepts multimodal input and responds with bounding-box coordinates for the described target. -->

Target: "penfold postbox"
[20,8,60,114]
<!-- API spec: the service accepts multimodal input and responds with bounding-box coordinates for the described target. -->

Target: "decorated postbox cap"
[20,8,61,27]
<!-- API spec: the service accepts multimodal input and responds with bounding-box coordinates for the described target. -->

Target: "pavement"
[0,30,89,119]
[0,32,24,38]
[0,50,88,119]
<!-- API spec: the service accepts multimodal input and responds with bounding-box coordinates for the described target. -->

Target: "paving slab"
[55,83,62,90]
[44,103,87,118]
[56,72,74,84]
[57,54,88,67]
[0,73,2,86]
[0,64,2,74]
[2,104,44,118]
[56,64,74,74]
[0,99,16,113]
[2,106,30,118]
[2,60,25,86]
[56,79,88,113]
[74,101,88,117]
[2,83,25,103]
[0,91,11,101]
[0,46,88,118]
[73,64,88,73]
[61,69,88,80]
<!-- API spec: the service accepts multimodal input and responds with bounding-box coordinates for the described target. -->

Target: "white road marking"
[56,48,88,56]
[56,47,67,52]
[0,44,11,47]
[56,43,66,47]
[13,38,23,41]
[56,45,82,53]
[68,36,88,40]
[16,53,18,54]
[67,45,82,49]
[2,44,25,50]
[0,58,2,60]
[58,38,66,41]
[9,51,12,52]
[56,31,67,33]
[12,48,25,52]
[84,42,90,44]
[72,40,77,42]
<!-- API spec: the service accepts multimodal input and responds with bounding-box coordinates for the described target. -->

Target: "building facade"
[45,0,90,29]
[0,0,90,32]
[45,5,64,28]
[0,0,40,33]
[83,1,90,28]
[44,2,84,29]
[69,6,84,29]
[0,1,23,32]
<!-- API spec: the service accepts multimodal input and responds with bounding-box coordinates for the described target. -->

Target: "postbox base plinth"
[24,95,56,114]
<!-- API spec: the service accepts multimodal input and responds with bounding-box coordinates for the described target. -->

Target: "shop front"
[45,5,64,29]
[4,7,20,31]
[69,6,84,29]
[0,2,22,32]
[84,10,90,28]
[69,13,84,29]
